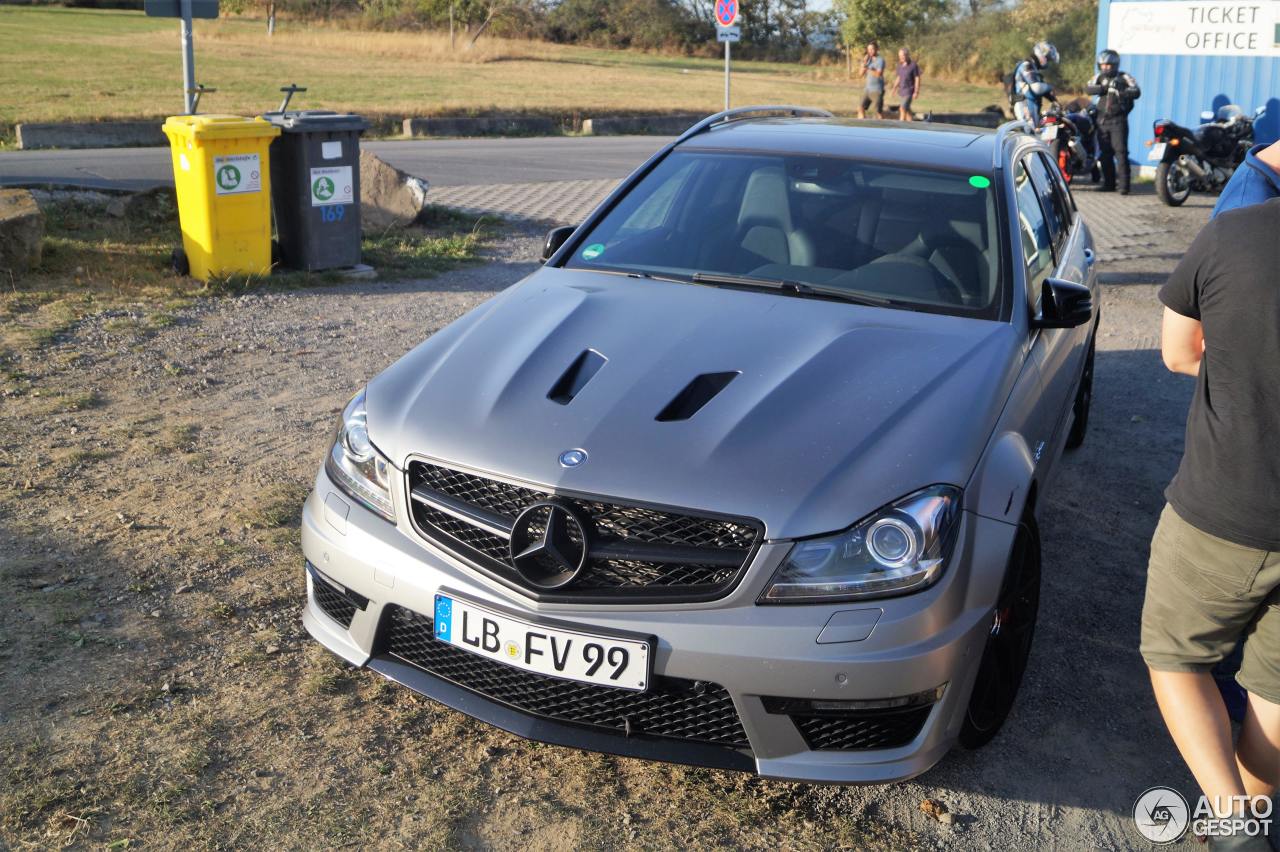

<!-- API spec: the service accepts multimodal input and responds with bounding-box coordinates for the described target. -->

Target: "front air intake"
[656,372,739,422]
[548,349,607,405]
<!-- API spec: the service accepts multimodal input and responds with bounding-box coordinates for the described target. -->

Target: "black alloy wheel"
[1065,334,1095,450]
[959,515,1042,749]
[1155,160,1192,206]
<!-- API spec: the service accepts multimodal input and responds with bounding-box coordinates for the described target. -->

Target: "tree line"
[51,0,1099,85]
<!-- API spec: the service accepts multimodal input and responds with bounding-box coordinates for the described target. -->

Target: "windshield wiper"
[689,272,901,308]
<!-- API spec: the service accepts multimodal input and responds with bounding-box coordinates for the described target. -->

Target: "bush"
[912,0,1097,91]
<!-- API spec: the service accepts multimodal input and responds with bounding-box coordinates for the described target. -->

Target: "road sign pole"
[180,0,196,114]
[724,40,730,110]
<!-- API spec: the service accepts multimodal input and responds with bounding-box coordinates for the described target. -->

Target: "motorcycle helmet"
[1033,41,1059,67]
[1097,49,1120,68]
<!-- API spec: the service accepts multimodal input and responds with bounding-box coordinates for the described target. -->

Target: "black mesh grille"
[406,461,761,602]
[383,605,750,748]
[789,706,932,751]
[312,573,358,628]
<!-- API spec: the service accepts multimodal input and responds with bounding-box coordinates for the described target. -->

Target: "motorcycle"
[1037,101,1101,184]
[1148,104,1264,206]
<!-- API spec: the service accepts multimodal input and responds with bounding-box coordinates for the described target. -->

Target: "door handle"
[1083,247,1096,266]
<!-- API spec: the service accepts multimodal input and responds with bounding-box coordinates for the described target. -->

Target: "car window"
[615,159,696,237]
[1013,160,1054,314]
[1023,153,1069,249]
[1039,151,1077,219]
[563,150,1003,320]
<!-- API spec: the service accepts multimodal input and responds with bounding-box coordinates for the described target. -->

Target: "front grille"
[406,461,762,602]
[312,572,358,628]
[789,706,932,751]
[383,605,750,748]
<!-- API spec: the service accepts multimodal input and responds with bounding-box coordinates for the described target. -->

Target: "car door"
[1020,150,1093,461]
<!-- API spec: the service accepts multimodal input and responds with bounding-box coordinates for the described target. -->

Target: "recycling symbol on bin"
[216,165,242,191]
[312,176,336,202]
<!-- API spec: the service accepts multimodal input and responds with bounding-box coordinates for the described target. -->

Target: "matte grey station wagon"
[301,106,1099,783]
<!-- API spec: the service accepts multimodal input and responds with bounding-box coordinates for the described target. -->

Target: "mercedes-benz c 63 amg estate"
[301,107,1098,784]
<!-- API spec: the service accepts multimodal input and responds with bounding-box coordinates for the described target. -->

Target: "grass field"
[0,6,1002,132]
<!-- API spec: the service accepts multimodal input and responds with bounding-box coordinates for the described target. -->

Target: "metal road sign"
[144,0,219,18]
[716,25,741,42]
[715,0,738,28]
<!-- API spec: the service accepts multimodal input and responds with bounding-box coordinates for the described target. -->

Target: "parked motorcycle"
[1037,101,1101,184]
[1148,104,1264,206]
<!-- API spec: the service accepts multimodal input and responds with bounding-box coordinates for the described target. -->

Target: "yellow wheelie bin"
[162,115,281,281]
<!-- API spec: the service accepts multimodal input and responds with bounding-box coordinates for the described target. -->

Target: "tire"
[1155,161,1191,206]
[958,515,1042,750]
[1064,333,1095,450]
[170,246,189,277]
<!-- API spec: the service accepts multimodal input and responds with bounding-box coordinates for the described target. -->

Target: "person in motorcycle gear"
[1086,49,1141,194]
[1011,41,1059,126]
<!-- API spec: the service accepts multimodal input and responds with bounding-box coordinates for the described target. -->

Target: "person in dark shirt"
[1084,49,1140,194]
[1141,198,1280,850]
[895,48,922,121]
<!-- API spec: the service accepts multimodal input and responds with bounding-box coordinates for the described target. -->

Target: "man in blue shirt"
[1212,140,1280,217]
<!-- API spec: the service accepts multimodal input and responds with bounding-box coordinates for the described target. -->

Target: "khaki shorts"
[1141,504,1280,704]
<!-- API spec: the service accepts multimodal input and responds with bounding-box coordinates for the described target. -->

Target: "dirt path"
[0,185,1216,850]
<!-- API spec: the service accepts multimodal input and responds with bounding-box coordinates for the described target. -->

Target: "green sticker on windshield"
[581,243,606,261]
[968,175,992,189]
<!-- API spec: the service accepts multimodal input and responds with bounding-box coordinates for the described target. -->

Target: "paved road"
[0,136,670,192]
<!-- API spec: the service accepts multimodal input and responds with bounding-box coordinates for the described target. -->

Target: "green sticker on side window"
[581,243,606,260]
[969,175,992,189]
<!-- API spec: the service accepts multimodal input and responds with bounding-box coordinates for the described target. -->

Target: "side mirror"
[1034,278,1093,329]
[542,226,576,262]
[1200,110,1215,122]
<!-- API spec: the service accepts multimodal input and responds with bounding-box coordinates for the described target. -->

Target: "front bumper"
[301,469,1019,784]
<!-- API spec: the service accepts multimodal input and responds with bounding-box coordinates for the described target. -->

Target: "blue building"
[1095,0,1280,169]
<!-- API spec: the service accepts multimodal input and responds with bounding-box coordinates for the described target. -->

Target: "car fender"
[967,429,1036,524]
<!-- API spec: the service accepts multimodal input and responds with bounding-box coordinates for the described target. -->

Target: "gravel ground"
[0,181,1222,850]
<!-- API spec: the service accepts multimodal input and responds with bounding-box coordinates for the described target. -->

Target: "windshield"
[563,150,1003,318]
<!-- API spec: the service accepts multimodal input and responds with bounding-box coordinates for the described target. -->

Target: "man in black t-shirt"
[1141,198,1280,846]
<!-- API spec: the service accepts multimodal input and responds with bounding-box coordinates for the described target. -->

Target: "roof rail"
[992,119,1033,169]
[677,105,835,143]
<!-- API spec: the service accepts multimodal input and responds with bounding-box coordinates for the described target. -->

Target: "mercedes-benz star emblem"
[558,448,587,468]
[508,500,593,590]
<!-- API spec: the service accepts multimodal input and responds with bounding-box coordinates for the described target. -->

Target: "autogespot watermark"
[1133,786,1274,844]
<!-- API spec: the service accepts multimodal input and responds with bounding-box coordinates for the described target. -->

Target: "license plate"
[433,594,651,691]
[1149,142,1167,161]
[1040,125,1059,141]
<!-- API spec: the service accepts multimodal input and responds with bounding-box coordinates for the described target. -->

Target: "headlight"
[760,485,962,603]
[324,389,395,523]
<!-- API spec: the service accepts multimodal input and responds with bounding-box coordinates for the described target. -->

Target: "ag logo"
[1133,787,1190,843]
[312,175,335,202]
[216,164,241,191]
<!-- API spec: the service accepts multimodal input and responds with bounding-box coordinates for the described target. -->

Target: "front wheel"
[958,515,1042,750]
[1155,160,1192,206]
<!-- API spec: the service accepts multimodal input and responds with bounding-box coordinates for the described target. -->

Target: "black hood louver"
[656,372,740,422]
[548,349,607,405]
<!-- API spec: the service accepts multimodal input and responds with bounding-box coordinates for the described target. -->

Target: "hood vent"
[548,349,607,405]
[656,372,740,422]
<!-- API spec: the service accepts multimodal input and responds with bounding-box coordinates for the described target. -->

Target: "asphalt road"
[0,136,671,192]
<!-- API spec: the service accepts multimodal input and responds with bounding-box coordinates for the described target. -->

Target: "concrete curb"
[402,115,560,137]
[581,114,703,136]
[17,121,168,150]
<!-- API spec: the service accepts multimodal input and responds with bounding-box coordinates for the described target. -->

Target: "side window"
[1041,151,1077,219]
[1023,153,1069,250]
[1014,161,1054,314]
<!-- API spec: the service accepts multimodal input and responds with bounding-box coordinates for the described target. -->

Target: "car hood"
[367,269,1023,540]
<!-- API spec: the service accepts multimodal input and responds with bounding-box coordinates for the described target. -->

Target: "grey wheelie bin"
[263,110,369,272]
